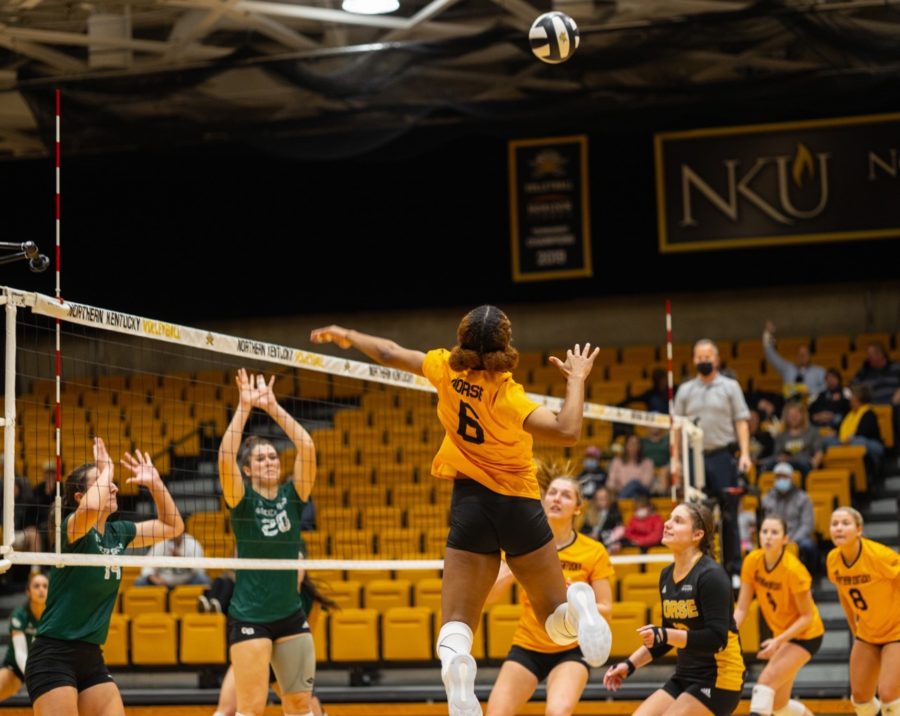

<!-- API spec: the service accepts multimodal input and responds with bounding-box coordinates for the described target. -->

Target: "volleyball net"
[1,285,705,579]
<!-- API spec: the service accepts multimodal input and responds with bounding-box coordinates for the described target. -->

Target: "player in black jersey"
[604,502,745,716]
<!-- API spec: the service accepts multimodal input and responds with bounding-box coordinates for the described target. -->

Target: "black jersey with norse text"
[650,554,745,691]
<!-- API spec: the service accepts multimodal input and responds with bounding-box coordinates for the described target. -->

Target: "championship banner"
[508,135,592,281]
[655,113,900,253]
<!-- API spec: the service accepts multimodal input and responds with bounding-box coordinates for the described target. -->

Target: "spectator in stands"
[852,341,900,452]
[763,321,827,399]
[640,427,671,494]
[761,400,824,477]
[31,461,58,548]
[672,339,752,584]
[580,487,624,553]
[0,572,47,703]
[299,497,316,531]
[135,531,209,588]
[622,495,664,549]
[808,368,851,430]
[823,383,885,477]
[576,445,607,499]
[630,368,671,415]
[606,434,654,498]
[748,408,775,470]
[760,462,818,576]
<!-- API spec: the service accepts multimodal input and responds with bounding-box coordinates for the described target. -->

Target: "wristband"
[651,626,668,647]
[623,658,636,676]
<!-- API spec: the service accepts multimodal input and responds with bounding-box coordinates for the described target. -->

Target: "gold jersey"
[827,538,900,644]
[422,349,541,499]
[741,548,824,640]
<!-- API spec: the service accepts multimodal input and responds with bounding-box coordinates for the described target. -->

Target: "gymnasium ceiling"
[1,0,900,158]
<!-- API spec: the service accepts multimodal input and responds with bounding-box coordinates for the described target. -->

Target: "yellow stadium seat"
[329,608,379,661]
[378,528,421,557]
[608,601,646,659]
[807,466,853,507]
[180,613,227,664]
[424,526,448,554]
[103,614,129,666]
[326,580,362,609]
[433,480,453,506]
[407,505,448,530]
[382,607,434,661]
[169,585,207,616]
[620,573,661,612]
[348,427,386,450]
[332,375,365,399]
[395,553,441,585]
[621,345,658,366]
[611,546,642,583]
[204,533,235,559]
[319,507,360,532]
[349,568,393,586]
[815,335,851,354]
[374,465,418,486]
[735,339,764,360]
[314,486,344,510]
[391,482,434,510]
[871,404,894,449]
[589,381,628,405]
[308,569,344,586]
[122,585,168,617]
[332,530,375,557]
[330,466,372,487]
[608,364,647,383]
[364,579,411,613]
[855,333,891,352]
[739,599,760,654]
[131,613,177,665]
[301,530,329,557]
[414,578,444,613]
[644,546,672,576]
[360,506,403,530]
[186,511,227,543]
[487,604,523,659]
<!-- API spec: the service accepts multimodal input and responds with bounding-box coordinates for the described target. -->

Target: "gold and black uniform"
[649,554,745,716]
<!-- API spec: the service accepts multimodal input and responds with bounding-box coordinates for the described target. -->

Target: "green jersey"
[38,514,137,644]
[3,604,40,668]
[229,481,306,622]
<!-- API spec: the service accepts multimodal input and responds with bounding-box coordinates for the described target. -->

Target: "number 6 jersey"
[827,537,900,644]
[422,348,542,499]
[230,482,307,622]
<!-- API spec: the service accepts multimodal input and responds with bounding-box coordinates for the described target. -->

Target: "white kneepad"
[773,699,806,716]
[882,697,900,716]
[750,684,775,715]
[851,697,881,716]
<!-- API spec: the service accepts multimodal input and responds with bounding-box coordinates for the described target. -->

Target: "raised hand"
[548,342,601,382]
[310,325,353,349]
[93,436,114,482]
[120,450,161,491]
[235,368,277,412]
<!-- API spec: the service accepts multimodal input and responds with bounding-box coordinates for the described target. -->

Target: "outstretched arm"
[523,343,599,445]
[68,437,116,544]
[124,451,184,548]
[218,368,256,508]
[311,325,426,376]
[253,373,317,502]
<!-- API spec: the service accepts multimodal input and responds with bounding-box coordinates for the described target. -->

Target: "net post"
[3,292,17,551]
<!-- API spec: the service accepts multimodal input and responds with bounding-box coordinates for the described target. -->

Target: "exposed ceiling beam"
[0,33,86,72]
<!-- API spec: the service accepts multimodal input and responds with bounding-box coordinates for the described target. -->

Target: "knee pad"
[436,621,473,663]
[544,602,577,646]
[271,633,316,694]
[750,684,776,715]
[851,697,881,716]
[773,699,807,716]
[882,697,900,716]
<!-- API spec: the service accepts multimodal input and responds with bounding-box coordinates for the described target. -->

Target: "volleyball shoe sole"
[567,581,612,667]
[442,653,482,716]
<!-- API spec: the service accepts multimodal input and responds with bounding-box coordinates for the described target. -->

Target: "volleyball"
[529,11,579,64]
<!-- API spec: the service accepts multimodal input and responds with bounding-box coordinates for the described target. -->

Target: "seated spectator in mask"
[760,401,823,477]
[760,462,818,575]
[576,445,607,499]
[622,495,664,549]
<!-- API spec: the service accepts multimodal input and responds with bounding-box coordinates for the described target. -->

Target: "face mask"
[697,362,714,376]
[583,458,599,471]
[774,477,792,493]
[635,508,650,519]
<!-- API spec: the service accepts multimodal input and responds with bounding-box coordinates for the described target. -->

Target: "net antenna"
[2,286,703,576]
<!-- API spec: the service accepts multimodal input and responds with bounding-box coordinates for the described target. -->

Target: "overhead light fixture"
[341,0,399,14]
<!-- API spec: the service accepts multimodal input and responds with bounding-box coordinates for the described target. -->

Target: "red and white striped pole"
[665,299,677,500]
[54,88,62,556]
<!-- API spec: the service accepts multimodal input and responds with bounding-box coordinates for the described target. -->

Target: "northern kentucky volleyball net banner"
[1,286,701,575]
